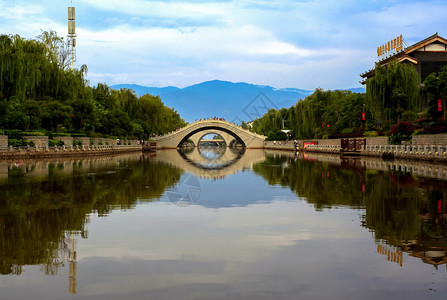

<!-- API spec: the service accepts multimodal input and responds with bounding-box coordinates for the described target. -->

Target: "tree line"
[247,61,447,142]
[0,31,186,139]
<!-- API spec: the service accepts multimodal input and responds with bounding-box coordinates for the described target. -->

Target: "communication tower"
[68,6,76,70]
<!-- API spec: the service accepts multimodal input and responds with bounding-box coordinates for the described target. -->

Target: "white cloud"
[1,0,446,90]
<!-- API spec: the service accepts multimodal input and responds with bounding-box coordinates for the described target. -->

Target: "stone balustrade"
[0,135,142,159]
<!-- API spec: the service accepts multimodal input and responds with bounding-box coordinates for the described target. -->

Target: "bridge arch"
[152,120,265,149]
[178,126,245,148]
[195,131,227,147]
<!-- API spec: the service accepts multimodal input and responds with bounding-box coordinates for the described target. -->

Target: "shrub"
[22,131,45,136]
[266,130,287,141]
[389,121,422,144]
[49,139,64,147]
[4,129,23,140]
[8,139,34,147]
[341,128,355,134]
[73,140,82,146]
[8,139,24,147]
[98,141,103,145]
[52,133,71,137]
[364,131,379,137]
[24,140,35,147]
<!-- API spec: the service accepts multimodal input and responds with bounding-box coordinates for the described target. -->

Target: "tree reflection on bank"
[1,150,447,279]
[0,154,183,275]
[253,152,447,269]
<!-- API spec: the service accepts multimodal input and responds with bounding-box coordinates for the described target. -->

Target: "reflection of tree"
[363,171,422,245]
[0,155,183,275]
[253,155,447,267]
[252,156,364,210]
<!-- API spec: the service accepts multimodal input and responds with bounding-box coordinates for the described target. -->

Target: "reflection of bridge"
[152,119,265,149]
[198,139,225,145]
[153,149,267,179]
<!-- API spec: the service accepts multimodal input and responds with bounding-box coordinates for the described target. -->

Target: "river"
[0,148,446,299]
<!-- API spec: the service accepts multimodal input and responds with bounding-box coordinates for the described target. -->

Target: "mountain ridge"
[111,80,365,123]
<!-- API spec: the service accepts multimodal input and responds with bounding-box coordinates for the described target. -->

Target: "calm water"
[1,148,447,299]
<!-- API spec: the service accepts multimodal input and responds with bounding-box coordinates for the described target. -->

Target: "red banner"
[438,99,443,112]
[362,112,366,121]
[438,200,443,214]
[303,142,317,149]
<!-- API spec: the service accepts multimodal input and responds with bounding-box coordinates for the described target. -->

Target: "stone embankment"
[0,135,142,159]
[264,134,447,162]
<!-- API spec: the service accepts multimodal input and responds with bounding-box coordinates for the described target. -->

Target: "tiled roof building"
[361,33,447,84]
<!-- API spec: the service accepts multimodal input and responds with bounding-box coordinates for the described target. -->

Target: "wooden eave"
[397,55,418,64]
[404,33,447,54]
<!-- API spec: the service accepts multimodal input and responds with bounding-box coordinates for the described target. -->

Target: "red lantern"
[362,111,366,121]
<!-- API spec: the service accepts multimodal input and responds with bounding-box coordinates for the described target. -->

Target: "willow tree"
[423,65,447,120]
[366,60,421,129]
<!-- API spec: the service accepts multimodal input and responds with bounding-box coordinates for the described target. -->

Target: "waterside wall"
[0,145,142,159]
[0,135,142,160]
[265,135,447,162]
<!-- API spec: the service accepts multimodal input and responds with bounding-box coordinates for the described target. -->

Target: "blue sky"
[0,0,446,90]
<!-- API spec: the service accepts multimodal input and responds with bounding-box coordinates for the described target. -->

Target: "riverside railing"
[305,144,447,161]
[5,144,142,153]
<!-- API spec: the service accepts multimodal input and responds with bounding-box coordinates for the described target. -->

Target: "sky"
[0,0,446,90]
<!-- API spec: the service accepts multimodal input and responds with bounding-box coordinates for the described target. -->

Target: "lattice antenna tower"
[68,4,76,70]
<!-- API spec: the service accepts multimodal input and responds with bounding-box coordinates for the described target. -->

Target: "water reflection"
[178,146,245,171]
[1,150,447,298]
[154,147,265,180]
[0,153,183,277]
[254,150,447,270]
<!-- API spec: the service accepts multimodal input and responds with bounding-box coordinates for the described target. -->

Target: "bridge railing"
[153,119,265,140]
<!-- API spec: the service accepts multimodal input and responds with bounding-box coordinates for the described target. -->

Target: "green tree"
[423,65,447,120]
[365,60,420,129]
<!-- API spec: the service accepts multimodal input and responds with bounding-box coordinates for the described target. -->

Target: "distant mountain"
[111,80,364,123]
[346,87,366,93]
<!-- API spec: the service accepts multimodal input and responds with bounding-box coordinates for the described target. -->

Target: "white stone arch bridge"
[152,120,266,149]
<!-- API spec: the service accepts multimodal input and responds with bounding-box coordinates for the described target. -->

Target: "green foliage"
[252,89,366,139]
[423,65,447,121]
[48,139,64,147]
[73,140,82,146]
[401,110,417,122]
[266,130,287,141]
[363,131,379,137]
[3,129,23,140]
[8,139,34,147]
[365,60,420,129]
[22,131,45,136]
[0,32,186,138]
[341,128,355,134]
[52,133,71,137]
